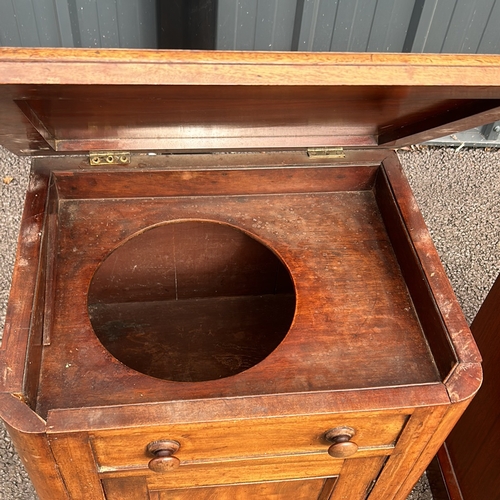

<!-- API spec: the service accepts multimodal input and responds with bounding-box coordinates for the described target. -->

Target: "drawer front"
[101,453,345,491]
[91,412,408,470]
[100,453,387,498]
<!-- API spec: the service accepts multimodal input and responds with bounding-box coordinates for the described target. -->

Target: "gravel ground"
[1,145,499,499]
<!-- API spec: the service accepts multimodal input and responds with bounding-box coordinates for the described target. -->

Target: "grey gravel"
[1,145,499,499]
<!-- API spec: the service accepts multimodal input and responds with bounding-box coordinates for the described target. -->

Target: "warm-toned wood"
[101,452,348,490]
[325,427,359,459]
[45,386,447,432]
[89,295,295,381]
[394,400,472,500]
[0,394,67,500]
[102,476,151,500]
[379,101,500,147]
[369,407,446,499]
[88,219,294,304]
[89,412,406,469]
[441,274,500,500]
[1,50,500,154]
[147,440,181,472]
[330,456,387,500]
[0,49,500,85]
[380,154,480,370]
[53,164,379,200]
[150,477,331,500]
[32,148,390,173]
[38,196,438,412]
[0,50,490,500]
[375,163,457,379]
[0,171,49,395]
[87,219,295,381]
[48,433,106,499]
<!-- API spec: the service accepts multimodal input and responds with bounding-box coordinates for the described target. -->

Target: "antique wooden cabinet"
[0,49,499,500]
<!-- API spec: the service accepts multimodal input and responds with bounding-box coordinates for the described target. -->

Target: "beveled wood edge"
[444,363,483,404]
[1,48,500,86]
[0,169,50,394]
[45,383,450,433]
[0,393,46,433]
[382,153,482,402]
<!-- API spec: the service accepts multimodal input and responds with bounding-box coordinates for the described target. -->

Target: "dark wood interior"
[11,87,500,152]
[88,220,296,382]
[24,157,454,418]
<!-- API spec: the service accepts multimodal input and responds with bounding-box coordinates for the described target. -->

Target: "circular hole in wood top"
[87,220,296,382]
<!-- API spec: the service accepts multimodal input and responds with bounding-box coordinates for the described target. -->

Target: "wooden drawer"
[100,453,389,494]
[101,453,346,490]
[91,411,408,471]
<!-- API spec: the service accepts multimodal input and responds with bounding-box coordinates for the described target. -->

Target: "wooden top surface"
[1,48,500,86]
[35,167,440,416]
[0,48,500,154]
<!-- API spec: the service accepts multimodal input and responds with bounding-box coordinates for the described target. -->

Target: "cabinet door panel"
[151,477,335,500]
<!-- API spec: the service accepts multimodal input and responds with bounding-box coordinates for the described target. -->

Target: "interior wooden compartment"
[87,220,296,382]
[22,159,456,418]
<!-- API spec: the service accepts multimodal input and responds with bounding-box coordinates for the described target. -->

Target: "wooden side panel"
[393,401,472,500]
[53,165,379,200]
[376,160,457,379]
[0,394,67,500]
[369,406,448,499]
[381,154,481,371]
[49,433,105,500]
[331,456,386,500]
[3,422,69,500]
[0,170,49,394]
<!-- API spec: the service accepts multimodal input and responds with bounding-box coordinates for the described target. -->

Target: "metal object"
[89,152,130,166]
[480,121,500,141]
[307,147,345,159]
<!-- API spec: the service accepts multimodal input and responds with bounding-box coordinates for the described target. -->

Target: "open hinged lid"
[1,48,500,155]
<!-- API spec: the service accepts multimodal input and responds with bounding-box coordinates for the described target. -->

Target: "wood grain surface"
[0,49,500,154]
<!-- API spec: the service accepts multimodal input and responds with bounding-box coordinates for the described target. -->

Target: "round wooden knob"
[147,440,181,473]
[324,427,358,459]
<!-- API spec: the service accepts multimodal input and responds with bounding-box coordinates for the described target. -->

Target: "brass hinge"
[89,152,131,166]
[307,147,345,159]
